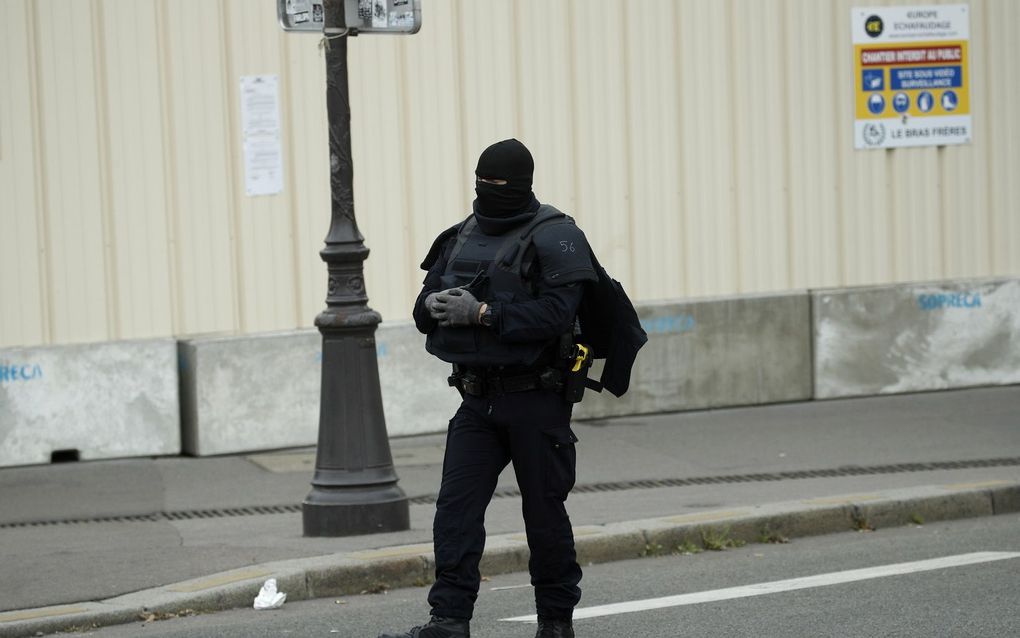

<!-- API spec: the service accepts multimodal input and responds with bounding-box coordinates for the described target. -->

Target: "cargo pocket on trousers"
[543,427,578,499]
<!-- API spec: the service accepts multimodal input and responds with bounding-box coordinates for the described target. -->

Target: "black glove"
[433,288,482,327]
[426,289,460,320]
[425,292,443,319]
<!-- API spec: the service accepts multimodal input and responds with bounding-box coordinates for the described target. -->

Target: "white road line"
[501,551,1020,622]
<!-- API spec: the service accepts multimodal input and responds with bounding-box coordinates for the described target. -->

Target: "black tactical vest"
[425,206,568,368]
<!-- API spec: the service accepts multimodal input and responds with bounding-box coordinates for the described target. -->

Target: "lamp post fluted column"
[302,0,409,537]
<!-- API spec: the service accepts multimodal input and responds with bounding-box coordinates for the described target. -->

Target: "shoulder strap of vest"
[444,216,478,267]
[494,206,569,270]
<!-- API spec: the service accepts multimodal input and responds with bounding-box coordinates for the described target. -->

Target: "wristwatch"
[478,303,494,327]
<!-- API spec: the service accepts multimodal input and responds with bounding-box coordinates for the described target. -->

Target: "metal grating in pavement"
[2,456,1018,528]
[408,456,1020,505]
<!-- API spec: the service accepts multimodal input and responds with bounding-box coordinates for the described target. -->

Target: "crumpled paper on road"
[253,578,287,610]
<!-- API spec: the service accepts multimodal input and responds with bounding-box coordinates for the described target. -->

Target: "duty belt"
[448,367,561,397]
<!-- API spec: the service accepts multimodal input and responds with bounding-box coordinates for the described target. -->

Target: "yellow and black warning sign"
[852,5,971,149]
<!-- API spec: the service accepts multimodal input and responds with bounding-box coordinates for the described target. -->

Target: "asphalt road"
[81,513,1020,638]
[7,386,1019,615]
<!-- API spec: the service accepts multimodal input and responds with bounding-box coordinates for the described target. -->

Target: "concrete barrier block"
[179,325,459,456]
[0,339,179,467]
[574,292,813,419]
[180,292,815,453]
[178,331,321,456]
[376,322,463,437]
[813,278,1020,399]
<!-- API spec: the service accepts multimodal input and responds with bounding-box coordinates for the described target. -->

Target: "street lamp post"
[302,0,410,537]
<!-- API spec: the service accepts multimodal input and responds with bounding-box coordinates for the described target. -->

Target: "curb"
[2,480,1018,637]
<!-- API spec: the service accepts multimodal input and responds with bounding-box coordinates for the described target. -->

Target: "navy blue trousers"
[427,389,582,620]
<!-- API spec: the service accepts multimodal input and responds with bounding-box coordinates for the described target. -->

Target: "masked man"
[378,139,598,638]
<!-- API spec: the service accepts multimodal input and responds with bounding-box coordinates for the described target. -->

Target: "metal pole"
[303,0,409,537]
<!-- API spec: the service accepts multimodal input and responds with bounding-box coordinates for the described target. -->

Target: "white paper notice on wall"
[240,75,283,196]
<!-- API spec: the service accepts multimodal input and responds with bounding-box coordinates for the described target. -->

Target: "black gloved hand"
[425,292,443,319]
[433,288,482,327]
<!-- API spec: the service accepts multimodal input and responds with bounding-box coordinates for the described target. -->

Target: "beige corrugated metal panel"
[517,0,579,227]
[352,0,472,321]
[837,0,895,286]
[571,0,633,285]
[732,0,792,294]
[285,33,331,328]
[4,0,1019,350]
[224,0,302,333]
[456,1,519,165]
[986,0,1020,276]
[941,0,989,279]
[33,0,112,344]
[624,0,685,301]
[0,1,46,347]
[928,0,981,281]
[346,33,416,321]
[890,146,942,280]
[162,0,238,336]
[786,0,843,290]
[100,0,175,340]
[399,0,467,267]
[836,0,894,287]
[678,0,739,297]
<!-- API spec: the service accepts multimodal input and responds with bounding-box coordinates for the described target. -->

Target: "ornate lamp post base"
[303,484,410,537]
[302,308,409,537]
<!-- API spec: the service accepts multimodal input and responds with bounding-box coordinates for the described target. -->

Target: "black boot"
[535,616,574,638]
[377,616,470,638]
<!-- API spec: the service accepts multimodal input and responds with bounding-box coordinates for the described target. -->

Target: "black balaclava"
[473,139,540,234]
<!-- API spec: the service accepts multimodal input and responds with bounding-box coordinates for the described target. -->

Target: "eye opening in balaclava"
[474,139,536,217]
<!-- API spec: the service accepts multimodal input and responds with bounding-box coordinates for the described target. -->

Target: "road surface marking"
[0,606,90,623]
[942,480,1010,490]
[660,509,750,524]
[351,543,433,560]
[168,568,272,592]
[501,552,1020,622]
[803,494,881,505]
[509,527,602,543]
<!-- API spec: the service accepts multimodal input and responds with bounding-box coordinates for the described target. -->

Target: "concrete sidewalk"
[1,386,1018,637]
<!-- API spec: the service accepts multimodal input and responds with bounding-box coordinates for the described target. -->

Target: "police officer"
[379,139,597,638]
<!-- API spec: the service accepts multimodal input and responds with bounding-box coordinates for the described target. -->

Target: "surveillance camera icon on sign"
[862,69,884,92]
